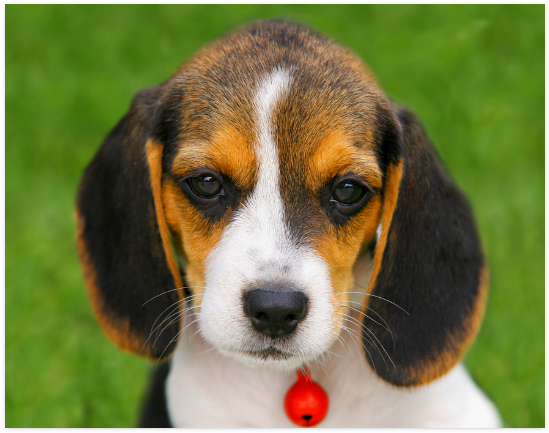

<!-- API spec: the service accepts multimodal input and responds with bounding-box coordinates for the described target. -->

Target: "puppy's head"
[76,20,487,386]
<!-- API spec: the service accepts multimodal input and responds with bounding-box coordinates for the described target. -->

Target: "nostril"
[284,314,299,326]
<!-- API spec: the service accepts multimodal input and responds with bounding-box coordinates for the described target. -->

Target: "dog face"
[76,21,488,386]
[158,38,388,370]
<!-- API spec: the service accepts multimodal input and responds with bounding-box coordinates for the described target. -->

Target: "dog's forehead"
[164,22,385,187]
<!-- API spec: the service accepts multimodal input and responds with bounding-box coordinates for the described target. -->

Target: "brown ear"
[76,85,183,359]
[363,104,488,386]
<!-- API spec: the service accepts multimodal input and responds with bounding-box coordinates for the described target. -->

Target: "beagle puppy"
[76,20,501,427]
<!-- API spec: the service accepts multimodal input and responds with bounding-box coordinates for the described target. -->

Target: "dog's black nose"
[244,288,308,338]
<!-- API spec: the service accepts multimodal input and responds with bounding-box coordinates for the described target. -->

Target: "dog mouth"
[220,344,307,368]
[244,346,291,360]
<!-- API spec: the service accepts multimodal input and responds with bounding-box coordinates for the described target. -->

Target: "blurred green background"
[6,4,544,428]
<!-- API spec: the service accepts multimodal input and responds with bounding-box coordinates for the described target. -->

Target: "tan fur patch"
[308,130,382,193]
[171,125,257,189]
[210,125,257,189]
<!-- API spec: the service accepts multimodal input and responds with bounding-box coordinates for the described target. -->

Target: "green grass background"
[6,4,544,428]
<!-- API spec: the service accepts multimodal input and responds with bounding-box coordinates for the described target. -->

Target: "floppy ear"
[76,85,183,360]
[364,103,487,387]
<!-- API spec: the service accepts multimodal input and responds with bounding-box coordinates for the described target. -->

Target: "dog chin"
[218,347,314,371]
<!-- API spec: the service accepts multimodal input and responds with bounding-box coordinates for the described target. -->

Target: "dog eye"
[188,174,222,198]
[332,181,365,205]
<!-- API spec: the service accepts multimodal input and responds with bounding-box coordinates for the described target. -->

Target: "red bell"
[284,366,329,427]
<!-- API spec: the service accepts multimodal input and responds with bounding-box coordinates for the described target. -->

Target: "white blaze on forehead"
[249,68,293,259]
[255,67,292,181]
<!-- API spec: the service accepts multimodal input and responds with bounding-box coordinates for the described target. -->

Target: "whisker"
[142,302,183,352]
[152,305,200,348]
[345,314,396,368]
[156,328,184,364]
[338,302,394,339]
[142,287,183,306]
[144,297,202,352]
[337,291,409,315]
[154,309,200,363]
[153,304,185,347]
[146,293,203,338]
[339,324,375,369]
[195,346,218,357]
[142,290,205,306]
